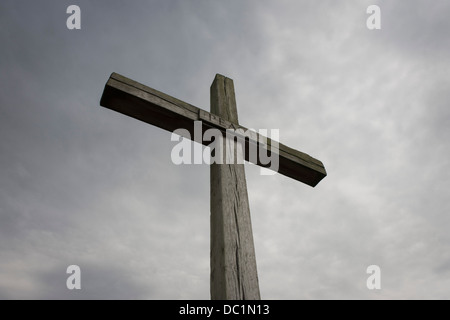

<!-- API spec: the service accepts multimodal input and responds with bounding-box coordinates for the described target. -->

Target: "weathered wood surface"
[100,72,327,187]
[210,74,260,300]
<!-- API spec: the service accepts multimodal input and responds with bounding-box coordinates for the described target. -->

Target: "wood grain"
[210,74,260,300]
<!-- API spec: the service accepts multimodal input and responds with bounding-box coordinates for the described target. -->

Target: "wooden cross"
[100,72,326,300]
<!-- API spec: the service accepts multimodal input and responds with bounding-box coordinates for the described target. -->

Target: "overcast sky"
[1,0,450,300]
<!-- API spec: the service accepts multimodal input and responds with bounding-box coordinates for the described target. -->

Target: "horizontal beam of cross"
[100,73,326,187]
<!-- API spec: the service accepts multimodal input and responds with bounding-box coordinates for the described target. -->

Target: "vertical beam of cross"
[210,75,261,300]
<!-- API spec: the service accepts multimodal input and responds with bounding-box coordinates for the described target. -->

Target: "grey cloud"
[1,0,450,299]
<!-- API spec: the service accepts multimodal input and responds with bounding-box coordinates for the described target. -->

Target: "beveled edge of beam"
[109,72,200,116]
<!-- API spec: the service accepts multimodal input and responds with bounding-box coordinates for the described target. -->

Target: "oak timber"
[210,74,260,300]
